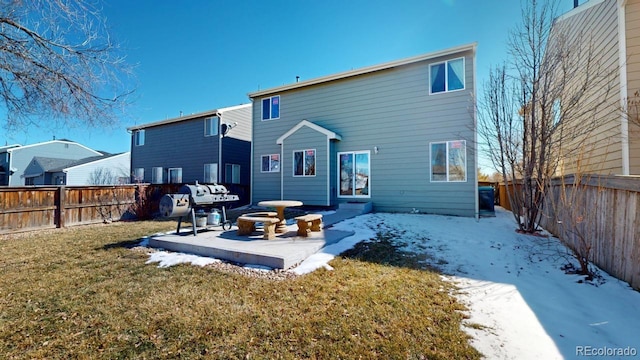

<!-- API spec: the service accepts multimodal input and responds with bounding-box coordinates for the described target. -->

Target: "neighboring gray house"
[248,44,478,217]
[128,104,252,188]
[23,152,131,185]
[0,140,103,186]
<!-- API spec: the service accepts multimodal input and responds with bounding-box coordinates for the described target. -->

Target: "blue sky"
[1,0,578,154]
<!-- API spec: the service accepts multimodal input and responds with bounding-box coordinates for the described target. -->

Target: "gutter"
[618,0,630,175]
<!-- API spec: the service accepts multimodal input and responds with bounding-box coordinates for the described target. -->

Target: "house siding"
[6,142,100,186]
[65,153,131,185]
[130,105,251,187]
[626,0,640,174]
[281,126,330,205]
[131,117,220,183]
[551,0,623,174]
[251,48,477,216]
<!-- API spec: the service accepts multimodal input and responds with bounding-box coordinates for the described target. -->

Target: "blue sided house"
[248,43,478,217]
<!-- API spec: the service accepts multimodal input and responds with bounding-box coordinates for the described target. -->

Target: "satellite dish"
[220,123,231,136]
[220,122,237,137]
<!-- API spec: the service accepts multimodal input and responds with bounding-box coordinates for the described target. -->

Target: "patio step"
[338,201,373,214]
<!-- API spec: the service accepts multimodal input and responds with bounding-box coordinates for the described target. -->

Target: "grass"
[0,220,481,359]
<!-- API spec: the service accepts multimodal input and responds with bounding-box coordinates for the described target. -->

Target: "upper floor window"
[134,130,145,146]
[430,140,467,182]
[204,116,219,137]
[261,154,280,173]
[262,95,280,120]
[430,58,465,94]
[294,149,316,177]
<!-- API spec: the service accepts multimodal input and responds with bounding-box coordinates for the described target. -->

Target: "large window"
[430,58,465,94]
[339,151,370,197]
[293,149,315,177]
[151,167,163,184]
[204,116,219,137]
[168,168,182,184]
[262,95,280,120]
[430,140,467,182]
[204,163,218,183]
[261,154,280,173]
[134,130,145,146]
[225,164,240,184]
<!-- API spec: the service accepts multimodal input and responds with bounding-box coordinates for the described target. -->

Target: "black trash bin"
[478,186,495,215]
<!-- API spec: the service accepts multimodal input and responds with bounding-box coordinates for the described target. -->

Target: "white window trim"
[168,167,182,184]
[429,140,467,182]
[429,57,466,95]
[261,95,280,121]
[204,163,218,183]
[292,149,316,177]
[261,154,280,173]
[204,116,219,137]
[134,129,145,146]
[133,168,144,182]
[225,163,241,184]
[337,150,371,199]
[151,167,163,184]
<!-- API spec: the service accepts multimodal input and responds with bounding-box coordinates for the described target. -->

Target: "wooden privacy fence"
[0,185,138,235]
[500,175,640,290]
[0,183,250,235]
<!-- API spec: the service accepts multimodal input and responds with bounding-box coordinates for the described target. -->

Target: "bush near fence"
[0,183,248,235]
[499,175,640,290]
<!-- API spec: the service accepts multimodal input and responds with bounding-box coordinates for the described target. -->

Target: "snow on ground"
[143,208,640,359]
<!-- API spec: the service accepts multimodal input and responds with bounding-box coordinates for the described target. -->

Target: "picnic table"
[257,200,303,233]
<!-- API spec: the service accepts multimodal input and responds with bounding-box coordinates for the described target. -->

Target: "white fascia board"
[63,152,129,172]
[555,0,606,22]
[127,104,251,131]
[248,43,477,99]
[276,120,342,145]
[7,140,101,156]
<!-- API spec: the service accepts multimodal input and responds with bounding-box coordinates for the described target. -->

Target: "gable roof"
[62,152,129,171]
[248,43,477,99]
[29,153,125,172]
[127,103,251,131]
[276,120,342,145]
[31,157,78,172]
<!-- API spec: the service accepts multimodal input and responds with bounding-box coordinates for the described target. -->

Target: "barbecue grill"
[159,182,238,235]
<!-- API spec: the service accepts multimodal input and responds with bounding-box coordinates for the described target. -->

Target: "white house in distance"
[0,139,130,186]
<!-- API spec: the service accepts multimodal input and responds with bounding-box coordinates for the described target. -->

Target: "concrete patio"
[148,203,371,269]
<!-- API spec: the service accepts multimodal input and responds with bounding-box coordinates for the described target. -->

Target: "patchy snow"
[141,208,640,359]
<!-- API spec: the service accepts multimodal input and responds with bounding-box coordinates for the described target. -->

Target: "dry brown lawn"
[0,220,481,359]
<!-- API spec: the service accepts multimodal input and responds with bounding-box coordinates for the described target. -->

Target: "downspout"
[326,138,330,206]
[618,0,630,175]
[218,113,223,183]
[473,48,480,221]
[7,150,14,186]
[280,144,284,200]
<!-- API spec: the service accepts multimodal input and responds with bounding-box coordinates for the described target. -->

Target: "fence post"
[58,186,66,228]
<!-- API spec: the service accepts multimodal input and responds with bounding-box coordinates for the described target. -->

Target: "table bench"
[294,214,323,237]
[236,216,281,240]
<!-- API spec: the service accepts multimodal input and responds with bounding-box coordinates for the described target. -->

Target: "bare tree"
[88,165,128,185]
[0,0,133,132]
[477,0,617,233]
